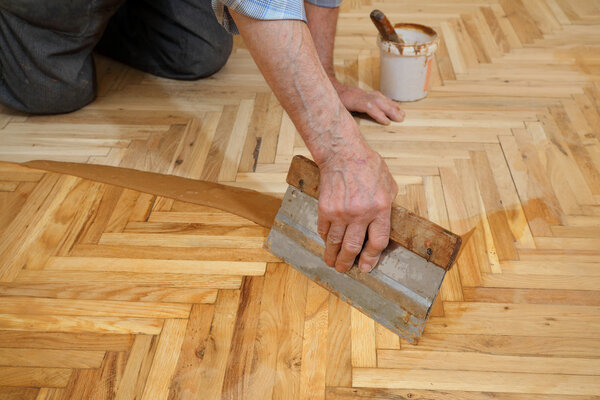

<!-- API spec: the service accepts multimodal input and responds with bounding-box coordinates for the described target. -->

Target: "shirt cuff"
[212,0,308,34]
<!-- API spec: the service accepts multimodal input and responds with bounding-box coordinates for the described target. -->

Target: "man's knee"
[166,35,233,80]
[96,0,233,81]
[0,10,97,114]
[10,81,95,115]
[0,0,122,114]
[0,70,96,114]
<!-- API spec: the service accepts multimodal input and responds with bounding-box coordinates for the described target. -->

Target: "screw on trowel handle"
[370,9,402,43]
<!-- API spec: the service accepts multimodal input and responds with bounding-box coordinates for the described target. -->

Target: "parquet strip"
[0,349,105,369]
[0,282,218,303]
[46,257,266,276]
[141,319,188,400]
[0,331,134,351]
[352,368,600,395]
[0,367,71,388]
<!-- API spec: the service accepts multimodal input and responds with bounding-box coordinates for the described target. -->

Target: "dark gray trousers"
[0,0,233,114]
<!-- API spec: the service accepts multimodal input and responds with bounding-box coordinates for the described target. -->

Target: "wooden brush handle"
[370,9,401,43]
[286,155,462,270]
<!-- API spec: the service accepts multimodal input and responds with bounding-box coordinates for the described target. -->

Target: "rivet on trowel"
[426,248,433,262]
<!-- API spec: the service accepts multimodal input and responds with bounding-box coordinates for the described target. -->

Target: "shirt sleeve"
[212,0,342,34]
[304,0,342,8]
[212,0,306,34]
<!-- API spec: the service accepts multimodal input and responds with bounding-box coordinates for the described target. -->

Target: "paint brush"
[370,9,403,44]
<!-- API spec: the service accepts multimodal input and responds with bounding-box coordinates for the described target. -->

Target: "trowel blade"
[265,186,447,343]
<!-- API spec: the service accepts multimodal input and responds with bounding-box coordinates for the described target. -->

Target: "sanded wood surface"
[1,0,600,398]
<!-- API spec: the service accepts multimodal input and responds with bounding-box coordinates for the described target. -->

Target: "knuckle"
[345,206,364,219]
[317,220,329,230]
[374,197,390,212]
[319,204,335,217]
[327,232,344,245]
[342,241,363,255]
[370,236,390,251]
[321,204,347,219]
[334,207,349,218]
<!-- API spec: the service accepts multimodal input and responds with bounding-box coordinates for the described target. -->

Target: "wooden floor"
[1,0,600,398]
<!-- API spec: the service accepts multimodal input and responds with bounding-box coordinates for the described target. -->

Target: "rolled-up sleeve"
[212,0,342,34]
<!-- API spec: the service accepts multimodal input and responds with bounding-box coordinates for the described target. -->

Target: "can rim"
[377,23,440,57]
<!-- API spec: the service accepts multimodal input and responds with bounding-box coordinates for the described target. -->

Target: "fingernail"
[359,263,372,272]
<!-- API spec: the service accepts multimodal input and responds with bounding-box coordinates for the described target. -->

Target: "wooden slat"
[0,282,218,303]
[114,335,154,400]
[0,296,191,319]
[377,349,600,374]
[0,367,71,388]
[0,314,162,335]
[0,331,134,351]
[46,257,266,276]
[353,368,600,395]
[168,292,239,400]
[141,319,188,400]
[221,276,264,400]
[0,348,105,368]
[299,281,329,400]
[15,270,242,289]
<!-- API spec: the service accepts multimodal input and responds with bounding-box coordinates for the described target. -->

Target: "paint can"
[377,23,439,102]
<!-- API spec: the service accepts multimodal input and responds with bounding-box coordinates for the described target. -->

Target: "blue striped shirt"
[212,0,342,34]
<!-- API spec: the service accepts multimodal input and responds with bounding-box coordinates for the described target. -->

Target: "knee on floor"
[1,77,96,115]
[158,34,234,80]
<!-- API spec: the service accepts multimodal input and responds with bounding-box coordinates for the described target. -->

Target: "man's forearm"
[304,2,339,79]
[230,11,398,273]
[229,11,362,165]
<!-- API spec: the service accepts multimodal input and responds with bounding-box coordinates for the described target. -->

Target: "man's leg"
[0,0,123,114]
[96,0,233,80]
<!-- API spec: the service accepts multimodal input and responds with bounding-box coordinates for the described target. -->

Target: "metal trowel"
[265,156,463,343]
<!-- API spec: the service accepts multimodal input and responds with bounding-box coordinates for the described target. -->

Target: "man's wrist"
[311,119,368,168]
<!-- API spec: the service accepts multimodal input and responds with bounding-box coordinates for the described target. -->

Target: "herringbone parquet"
[1,0,600,398]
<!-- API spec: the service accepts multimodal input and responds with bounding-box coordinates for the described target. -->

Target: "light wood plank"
[46,257,266,276]
[141,319,188,400]
[353,368,600,395]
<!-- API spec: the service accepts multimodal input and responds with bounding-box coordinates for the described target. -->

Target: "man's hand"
[331,79,405,125]
[304,2,405,126]
[317,137,398,273]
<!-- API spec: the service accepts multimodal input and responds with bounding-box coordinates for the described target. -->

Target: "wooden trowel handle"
[286,155,462,270]
[370,9,401,43]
